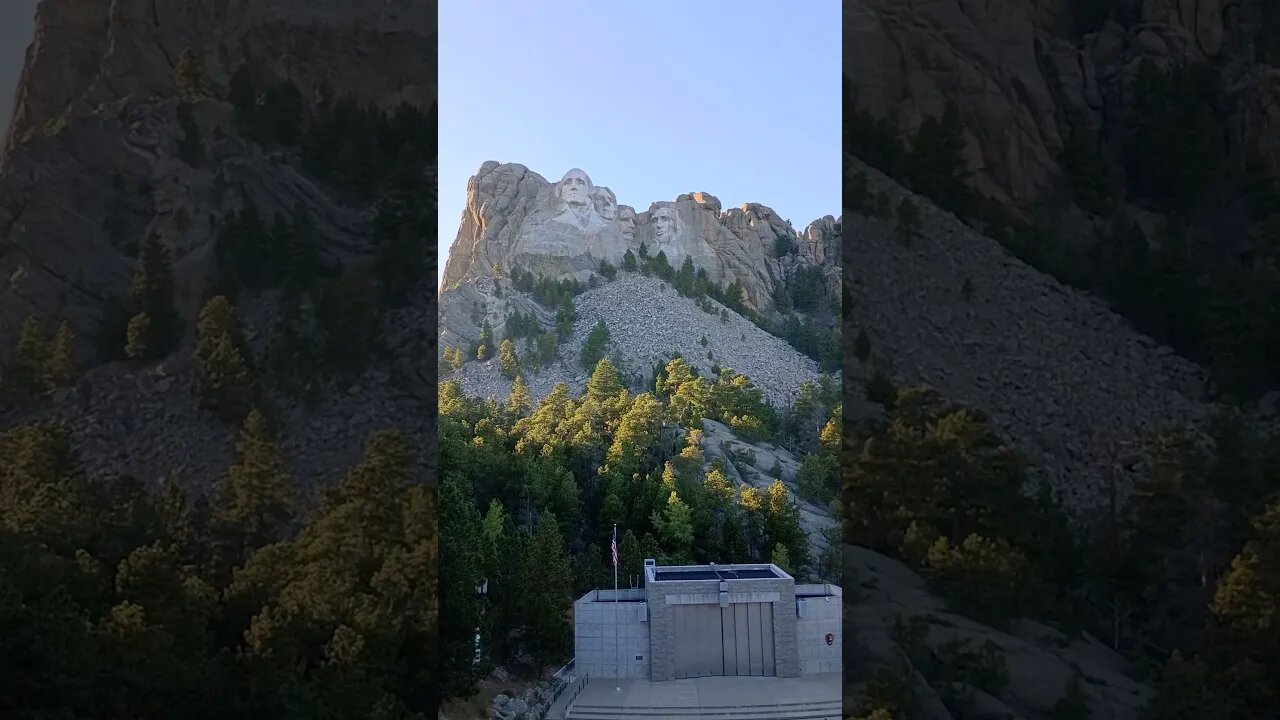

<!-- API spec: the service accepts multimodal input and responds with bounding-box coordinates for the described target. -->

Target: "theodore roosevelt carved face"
[617,206,636,242]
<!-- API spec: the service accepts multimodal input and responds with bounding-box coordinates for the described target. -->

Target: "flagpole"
[613,523,620,692]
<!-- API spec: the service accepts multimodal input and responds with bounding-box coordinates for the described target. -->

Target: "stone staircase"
[566,699,842,720]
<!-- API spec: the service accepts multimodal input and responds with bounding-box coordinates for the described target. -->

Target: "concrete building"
[573,559,841,681]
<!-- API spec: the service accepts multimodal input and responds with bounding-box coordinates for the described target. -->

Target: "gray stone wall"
[769,578,801,678]
[796,594,841,674]
[573,596,649,679]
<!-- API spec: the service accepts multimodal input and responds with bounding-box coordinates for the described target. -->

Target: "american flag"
[611,524,618,567]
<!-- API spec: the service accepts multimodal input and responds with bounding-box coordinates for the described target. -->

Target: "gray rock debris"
[845,157,1211,514]
[448,274,828,409]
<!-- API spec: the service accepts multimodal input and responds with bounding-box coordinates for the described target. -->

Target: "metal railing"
[536,659,586,720]
[558,673,589,719]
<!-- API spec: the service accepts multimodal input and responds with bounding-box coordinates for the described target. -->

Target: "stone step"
[568,700,841,720]
[569,713,840,720]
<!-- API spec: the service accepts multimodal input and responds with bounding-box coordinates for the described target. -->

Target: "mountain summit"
[438,161,841,398]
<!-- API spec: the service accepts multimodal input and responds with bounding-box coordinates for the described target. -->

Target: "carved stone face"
[653,207,677,242]
[558,169,591,208]
[591,187,617,220]
[617,207,636,242]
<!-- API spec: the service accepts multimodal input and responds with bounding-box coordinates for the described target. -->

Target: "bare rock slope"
[845,544,1154,720]
[845,157,1211,512]
[448,274,824,409]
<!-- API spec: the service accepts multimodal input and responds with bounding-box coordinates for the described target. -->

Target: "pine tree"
[173,48,208,102]
[653,491,695,563]
[675,255,696,295]
[622,248,637,271]
[440,473,487,698]
[199,335,253,421]
[124,313,151,360]
[129,236,181,358]
[7,315,48,397]
[317,269,381,376]
[375,209,427,306]
[477,321,494,361]
[586,357,622,402]
[580,319,610,370]
[44,321,76,390]
[910,100,971,211]
[555,298,576,341]
[498,338,519,379]
[619,530,642,588]
[442,346,464,373]
[194,296,253,421]
[526,513,573,667]
[508,374,532,416]
[704,465,735,507]
[214,409,294,563]
[772,544,793,575]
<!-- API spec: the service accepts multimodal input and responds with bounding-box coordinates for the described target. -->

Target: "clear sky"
[0,1,37,140]
[438,1,841,286]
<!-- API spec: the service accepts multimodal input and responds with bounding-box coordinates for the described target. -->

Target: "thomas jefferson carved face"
[591,187,617,220]
[652,207,678,242]
[557,168,591,208]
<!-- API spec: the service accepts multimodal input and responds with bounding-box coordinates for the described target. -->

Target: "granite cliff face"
[0,0,437,490]
[4,0,434,158]
[439,161,840,358]
[0,0,435,363]
[845,0,1278,214]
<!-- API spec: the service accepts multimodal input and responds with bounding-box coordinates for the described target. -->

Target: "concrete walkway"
[571,672,840,709]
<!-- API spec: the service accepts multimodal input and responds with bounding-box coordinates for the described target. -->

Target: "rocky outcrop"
[0,95,378,363]
[702,418,839,575]
[0,0,435,364]
[844,0,1279,211]
[446,274,823,409]
[438,161,839,354]
[3,0,435,158]
[0,0,438,492]
[845,157,1210,512]
[844,544,1154,720]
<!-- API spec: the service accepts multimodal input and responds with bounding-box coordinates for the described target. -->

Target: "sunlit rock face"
[438,160,840,354]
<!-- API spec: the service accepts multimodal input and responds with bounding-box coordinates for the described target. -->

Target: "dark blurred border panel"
[0,1,439,717]
[846,2,1280,719]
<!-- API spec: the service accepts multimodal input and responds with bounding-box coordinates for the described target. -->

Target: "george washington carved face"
[550,168,608,232]
[555,168,592,208]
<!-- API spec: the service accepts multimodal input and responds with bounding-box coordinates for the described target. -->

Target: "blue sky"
[438,1,841,285]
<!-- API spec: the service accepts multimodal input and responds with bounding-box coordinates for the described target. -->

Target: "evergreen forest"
[439,357,841,700]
